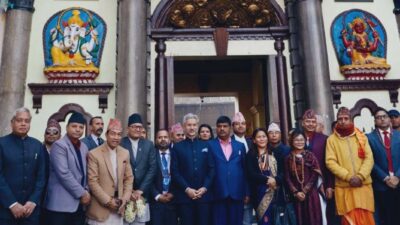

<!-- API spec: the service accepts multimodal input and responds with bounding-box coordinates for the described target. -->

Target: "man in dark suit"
[171,113,215,225]
[0,107,46,225]
[81,116,104,150]
[367,107,400,225]
[150,129,177,225]
[209,116,247,225]
[230,112,252,225]
[120,113,157,225]
[44,112,91,225]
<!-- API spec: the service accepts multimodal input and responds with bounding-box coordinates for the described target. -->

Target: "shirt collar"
[219,138,231,145]
[106,144,117,152]
[11,132,28,140]
[379,128,391,135]
[129,137,139,144]
[234,134,245,141]
[159,149,170,155]
[68,136,81,149]
[91,134,100,142]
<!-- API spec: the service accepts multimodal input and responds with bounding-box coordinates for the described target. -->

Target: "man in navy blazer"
[0,107,46,225]
[171,113,215,225]
[44,112,91,225]
[150,129,177,225]
[209,116,247,225]
[81,116,104,150]
[367,108,400,225]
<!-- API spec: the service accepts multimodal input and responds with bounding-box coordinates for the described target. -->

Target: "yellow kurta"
[325,130,374,215]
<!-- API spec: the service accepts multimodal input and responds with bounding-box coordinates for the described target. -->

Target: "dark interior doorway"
[173,57,268,136]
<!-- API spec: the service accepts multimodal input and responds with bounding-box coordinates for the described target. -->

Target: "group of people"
[1,106,400,225]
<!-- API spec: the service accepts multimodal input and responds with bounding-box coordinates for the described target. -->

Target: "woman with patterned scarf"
[246,128,278,225]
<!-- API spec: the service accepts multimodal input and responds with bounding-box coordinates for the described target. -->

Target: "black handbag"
[273,187,297,225]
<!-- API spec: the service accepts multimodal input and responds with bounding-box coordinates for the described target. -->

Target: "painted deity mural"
[331,9,390,80]
[43,7,106,83]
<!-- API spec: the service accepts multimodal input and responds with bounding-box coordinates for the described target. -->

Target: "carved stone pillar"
[116,0,148,127]
[154,39,168,132]
[285,0,306,126]
[0,0,35,135]
[296,0,334,134]
[274,38,292,144]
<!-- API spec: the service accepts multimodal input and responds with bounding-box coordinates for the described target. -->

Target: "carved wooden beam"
[28,83,114,113]
[151,26,289,41]
[213,28,228,56]
[331,79,400,108]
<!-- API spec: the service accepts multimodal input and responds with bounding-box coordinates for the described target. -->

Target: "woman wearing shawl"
[285,129,326,225]
[246,128,278,225]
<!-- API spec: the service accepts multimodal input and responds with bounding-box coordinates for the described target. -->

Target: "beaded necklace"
[292,151,305,190]
[258,150,270,171]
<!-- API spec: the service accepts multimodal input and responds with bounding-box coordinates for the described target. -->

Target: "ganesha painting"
[43,7,106,83]
[331,9,390,80]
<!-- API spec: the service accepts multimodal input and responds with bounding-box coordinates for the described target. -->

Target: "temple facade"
[0,0,400,140]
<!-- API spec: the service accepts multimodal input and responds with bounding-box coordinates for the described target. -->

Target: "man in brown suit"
[87,119,134,225]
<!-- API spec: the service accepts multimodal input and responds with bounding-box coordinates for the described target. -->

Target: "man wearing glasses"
[367,108,400,225]
[40,119,62,225]
[43,119,62,153]
[121,113,157,225]
[0,107,46,225]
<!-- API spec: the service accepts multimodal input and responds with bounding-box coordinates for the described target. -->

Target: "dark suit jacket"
[171,138,215,203]
[367,129,400,191]
[0,134,46,219]
[150,149,175,203]
[81,135,103,151]
[120,137,157,199]
[209,138,247,201]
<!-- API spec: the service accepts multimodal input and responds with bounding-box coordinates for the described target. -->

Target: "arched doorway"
[151,0,292,141]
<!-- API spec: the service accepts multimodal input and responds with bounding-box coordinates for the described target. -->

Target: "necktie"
[161,152,170,193]
[97,137,103,146]
[383,131,394,173]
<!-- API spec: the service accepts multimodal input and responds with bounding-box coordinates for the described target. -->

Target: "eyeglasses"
[45,129,59,135]
[375,115,388,120]
[129,125,143,130]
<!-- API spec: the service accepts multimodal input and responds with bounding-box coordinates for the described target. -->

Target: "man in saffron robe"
[326,107,375,225]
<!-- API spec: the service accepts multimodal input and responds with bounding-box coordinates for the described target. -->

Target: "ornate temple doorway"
[151,0,291,141]
[173,57,268,135]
